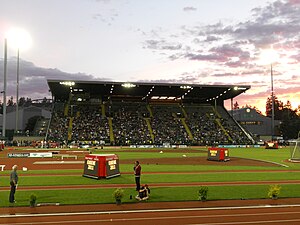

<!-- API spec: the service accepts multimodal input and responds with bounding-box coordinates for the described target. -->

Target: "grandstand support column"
[64,91,72,116]
[231,98,234,118]
[180,104,188,118]
[146,104,153,117]
[211,105,221,119]
[145,118,154,143]
[108,117,115,144]
[67,117,74,141]
[101,104,106,118]
[214,99,217,111]
[180,118,193,140]
[215,118,233,142]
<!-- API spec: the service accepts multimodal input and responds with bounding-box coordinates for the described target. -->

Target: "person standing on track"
[9,165,18,203]
[134,161,141,191]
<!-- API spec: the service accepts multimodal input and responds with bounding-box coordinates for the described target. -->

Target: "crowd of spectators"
[151,105,190,145]
[112,104,151,145]
[220,119,253,145]
[71,106,110,143]
[46,102,252,146]
[185,106,252,145]
[47,111,69,143]
[186,111,229,146]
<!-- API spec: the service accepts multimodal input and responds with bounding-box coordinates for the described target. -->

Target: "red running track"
[1,204,300,225]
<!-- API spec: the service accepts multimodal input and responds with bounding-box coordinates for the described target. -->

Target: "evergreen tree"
[7,96,14,106]
[24,98,32,107]
[18,97,26,106]
[265,94,283,120]
[233,101,239,109]
[279,108,300,139]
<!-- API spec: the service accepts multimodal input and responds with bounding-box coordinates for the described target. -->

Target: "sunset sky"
[0,0,300,114]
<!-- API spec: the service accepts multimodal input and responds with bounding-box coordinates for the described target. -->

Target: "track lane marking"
[187,219,300,225]
[3,212,300,225]
[2,204,300,218]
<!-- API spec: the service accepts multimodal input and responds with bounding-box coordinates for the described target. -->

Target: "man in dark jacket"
[9,165,18,203]
[134,161,141,191]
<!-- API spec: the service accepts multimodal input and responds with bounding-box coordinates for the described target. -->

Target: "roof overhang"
[47,80,250,103]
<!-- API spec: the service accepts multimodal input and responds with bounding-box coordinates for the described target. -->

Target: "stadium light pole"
[260,48,279,140]
[270,64,275,140]
[6,28,32,133]
[16,48,20,133]
[2,39,8,138]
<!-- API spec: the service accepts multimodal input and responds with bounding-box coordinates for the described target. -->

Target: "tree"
[265,94,283,120]
[18,97,26,106]
[25,116,44,133]
[24,98,32,107]
[265,96,300,139]
[0,100,2,114]
[241,104,262,115]
[284,100,292,110]
[297,105,300,116]
[7,96,14,106]
[42,97,48,104]
[233,101,239,109]
[279,108,300,139]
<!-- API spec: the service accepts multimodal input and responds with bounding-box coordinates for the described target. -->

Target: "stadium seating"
[46,102,253,146]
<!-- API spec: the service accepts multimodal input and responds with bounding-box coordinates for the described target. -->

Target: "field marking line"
[233,157,289,168]
[187,219,300,225]
[1,204,300,219]
[2,180,300,192]
[2,211,300,225]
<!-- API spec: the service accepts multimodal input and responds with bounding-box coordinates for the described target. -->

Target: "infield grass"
[1,171,300,187]
[1,146,300,206]
[1,184,300,207]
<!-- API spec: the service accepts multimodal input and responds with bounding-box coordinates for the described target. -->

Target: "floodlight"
[60,81,75,86]
[122,83,136,88]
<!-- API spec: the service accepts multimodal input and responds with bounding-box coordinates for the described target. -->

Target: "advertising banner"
[8,153,30,158]
[29,152,53,158]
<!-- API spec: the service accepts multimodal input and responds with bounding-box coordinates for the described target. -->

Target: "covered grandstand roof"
[47,80,250,103]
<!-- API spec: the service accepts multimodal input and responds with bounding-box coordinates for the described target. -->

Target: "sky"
[0,0,300,114]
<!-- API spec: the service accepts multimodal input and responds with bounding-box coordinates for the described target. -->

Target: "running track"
[1,204,300,225]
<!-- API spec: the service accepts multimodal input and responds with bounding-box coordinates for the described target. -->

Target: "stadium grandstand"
[45,80,254,146]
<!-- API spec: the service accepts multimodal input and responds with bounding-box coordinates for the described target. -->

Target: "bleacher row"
[46,102,252,146]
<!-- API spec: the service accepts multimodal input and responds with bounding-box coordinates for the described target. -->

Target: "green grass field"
[0,146,299,207]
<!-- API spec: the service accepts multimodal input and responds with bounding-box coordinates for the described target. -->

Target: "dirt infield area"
[0,156,280,172]
[122,156,281,167]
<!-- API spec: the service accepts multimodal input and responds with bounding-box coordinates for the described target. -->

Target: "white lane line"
[187,219,300,225]
[0,205,297,218]
[1,204,300,219]
[2,212,300,225]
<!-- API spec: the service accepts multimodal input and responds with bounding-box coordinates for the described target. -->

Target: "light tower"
[6,28,32,133]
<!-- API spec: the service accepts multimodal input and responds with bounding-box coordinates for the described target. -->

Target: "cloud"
[185,53,227,62]
[183,7,197,12]
[204,35,221,42]
[144,39,182,51]
[0,58,108,101]
[143,0,300,66]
